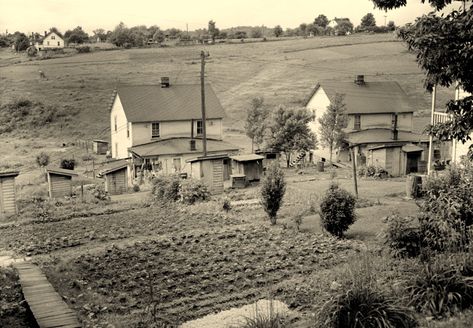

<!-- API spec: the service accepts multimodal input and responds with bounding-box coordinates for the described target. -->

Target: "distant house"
[305,75,432,176]
[34,31,64,50]
[110,77,239,182]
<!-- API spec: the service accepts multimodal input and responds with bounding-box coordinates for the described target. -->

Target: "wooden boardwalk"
[14,262,81,328]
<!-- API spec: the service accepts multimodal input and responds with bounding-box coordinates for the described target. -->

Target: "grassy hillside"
[0,33,453,173]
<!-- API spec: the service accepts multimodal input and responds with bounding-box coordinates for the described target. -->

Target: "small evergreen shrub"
[260,164,286,225]
[317,286,418,328]
[132,184,140,192]
[358,165,389,179]
[408,256,473,318]
[151,175,181,202]
[60,158,75,170]
[320,184,356,237]
[36,152,50,168]
[384,214,424,258]
[179,179,210,205]
[222,197,232,212]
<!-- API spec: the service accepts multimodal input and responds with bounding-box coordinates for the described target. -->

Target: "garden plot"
[41,225,357,327]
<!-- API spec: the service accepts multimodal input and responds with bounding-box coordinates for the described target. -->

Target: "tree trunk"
[286,152,291,168]
[329,144,333,164]
[251,138,254,153]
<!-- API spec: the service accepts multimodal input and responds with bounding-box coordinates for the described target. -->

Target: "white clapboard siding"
[0,177,17,216]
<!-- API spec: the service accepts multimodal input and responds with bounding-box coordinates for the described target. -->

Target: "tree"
[208,20,219,42]
[387,21,396,31]
[36,152,50,169]
[13,32,29,51]
[152,29,165,44]
[251,28,263,38]
[360,13,377,29]
[245,97,269,152]
[299,23,308,36]
[335,19,354,35]
[314,14,329,28]
[266,106,317,167]
[233,31,247,39]
[273,25,283,37]
[93,28,106,42]
[318,93,348,163]
[261,164,286,225]
[64,26,89,44]
[371,0,473,158]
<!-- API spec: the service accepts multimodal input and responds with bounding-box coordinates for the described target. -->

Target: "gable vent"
[354,75,365,85]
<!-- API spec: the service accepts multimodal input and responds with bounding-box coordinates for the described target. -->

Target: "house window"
[57,41,60,46]
[173,158,181,172]
[354,115,361,130]
[126,123,130,138]
[47,41,50,46]
[114,115,117,131]
[51,36,56,40]
[152,122,160,138]
[196,120,203,135]
[115,143,118,158]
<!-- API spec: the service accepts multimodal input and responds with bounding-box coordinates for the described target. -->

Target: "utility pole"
[200,50,209,157]
[427,85,437,175]
[186,23,189,38]
[350,147,359,198]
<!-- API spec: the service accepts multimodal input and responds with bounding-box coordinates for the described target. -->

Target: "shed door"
[109,169,127,195]
[212,160,224,195]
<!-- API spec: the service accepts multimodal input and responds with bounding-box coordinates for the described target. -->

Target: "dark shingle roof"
[130,138,239,157]
[307,81,412,114]
[116,84,225,122]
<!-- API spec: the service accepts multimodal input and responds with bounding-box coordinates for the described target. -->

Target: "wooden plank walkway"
[14,262,81,328]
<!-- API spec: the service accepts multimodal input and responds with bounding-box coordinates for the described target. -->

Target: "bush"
[260,164,286,225]
[86,184,110,202]
[320,184,356,237]
[60,159,75,170]
[36,152,50,168]
[132,184,140,192]
[179,179,210,205]
[317,286,418,328]
[76,46,90,53]
[151,175,181,202]
[222,197,232,212]
[358,165,389,179]
[384,214,424,258]
[408,256,473,318]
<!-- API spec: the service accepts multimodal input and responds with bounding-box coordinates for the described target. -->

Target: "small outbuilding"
[187,154,229,195]
[100,162,129,195]
[46,167,78,199]
[230,154,264,182]
[255,149,280,169]
[93,140,109,155]
[0,171,19,218]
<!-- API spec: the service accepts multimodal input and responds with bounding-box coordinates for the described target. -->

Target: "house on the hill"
[110,77,239,182]
[34,31,64,50]
[305,75,436,176]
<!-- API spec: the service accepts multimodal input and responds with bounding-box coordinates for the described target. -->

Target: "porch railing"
[433,112,452,125]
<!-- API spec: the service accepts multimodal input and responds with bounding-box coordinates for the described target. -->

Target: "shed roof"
[46,167,78,177]
[100,163,128,175]
[187,153,231,163]
[130,138,239,158]
[0,171,20,178]
[115,84,226,122]
[402,144,424,153]
[346,129,429,146]
[306,80,412,114]
[93,139,108,144]
[230,154,264,162]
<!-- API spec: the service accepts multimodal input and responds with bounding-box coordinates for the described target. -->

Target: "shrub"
[76,46,90,53]
[408,256,473,318]
[222,197,232,212]
[260,164,286,225]
[132,184,140,192]
[151,174,181,202]
[86,184,110,202]
[384,214,424,258]
[358,165,389,179]
[320,184,356,237]
[36,152,50,168]
[317,286,418,328]
[179,179,210,205]
[60,158,75,170]
[241,312,286,328]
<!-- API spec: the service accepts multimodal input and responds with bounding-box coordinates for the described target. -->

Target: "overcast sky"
[0,0,463,34]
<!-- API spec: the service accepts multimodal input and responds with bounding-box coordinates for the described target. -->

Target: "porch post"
[427,85,436,175]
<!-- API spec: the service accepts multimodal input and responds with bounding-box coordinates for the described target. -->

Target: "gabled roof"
[130,137,239,158]
[230,154,264,162]
[98,160,129,176]
[346,129,429,146]
[306,80,412,114]
[0,171,20,178]
[114,84,226,122]
[46,167,78,176]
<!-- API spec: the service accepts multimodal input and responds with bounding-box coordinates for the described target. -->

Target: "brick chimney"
[160,77,170,88]
[354,75,365,85]
[44,31,47,36]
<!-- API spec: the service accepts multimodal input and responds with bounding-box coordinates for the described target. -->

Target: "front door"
[406,152,421,174]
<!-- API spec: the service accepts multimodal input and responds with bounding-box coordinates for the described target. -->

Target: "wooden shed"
[0,171,19,218]
[230,154,264,182]
[46,168,78,199]
[187,154,228,195]
[255,149,280,169]
[101,163,129,195]
[93,140,109,155]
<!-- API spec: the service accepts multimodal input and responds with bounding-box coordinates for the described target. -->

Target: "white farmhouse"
[110,78,239,179]
[35,31,64,50]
